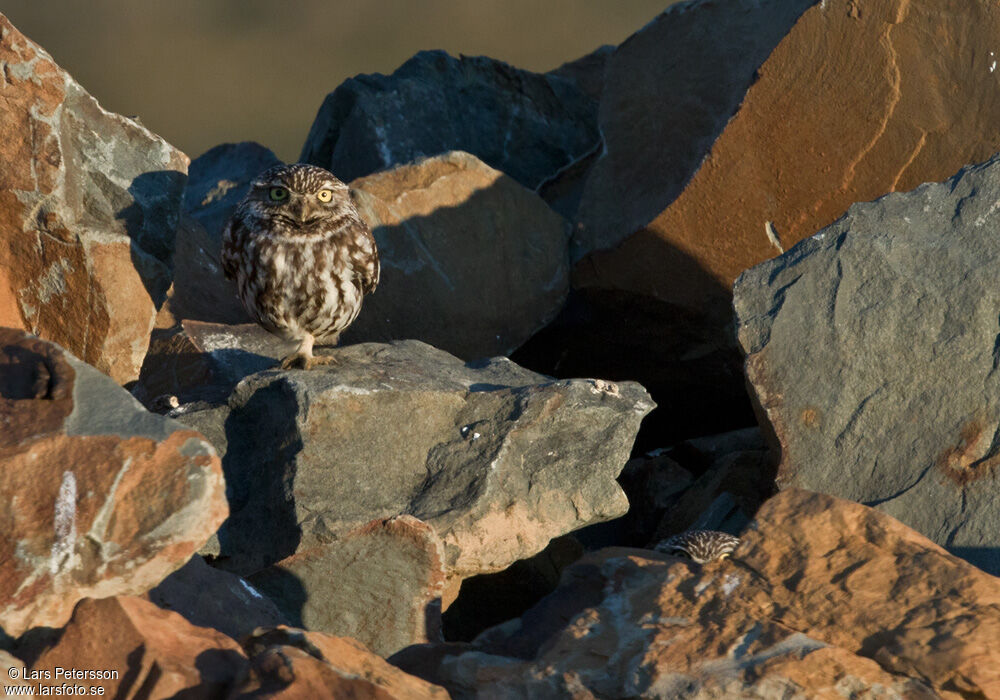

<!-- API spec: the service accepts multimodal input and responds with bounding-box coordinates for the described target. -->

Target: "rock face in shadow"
[299,50,600,190]
[0,329,227,638]
[392,490,1000,699]
[345,151,570,359]
[735,154,1000,576]
[0,13,188,383]
[147,555,290,641]
[182,142,283,242]
[247,515,447,657]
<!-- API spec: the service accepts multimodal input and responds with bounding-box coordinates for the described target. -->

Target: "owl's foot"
[278,351,339,370]
[279,352,310,370]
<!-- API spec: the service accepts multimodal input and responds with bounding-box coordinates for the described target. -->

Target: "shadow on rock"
[117,169,188,308]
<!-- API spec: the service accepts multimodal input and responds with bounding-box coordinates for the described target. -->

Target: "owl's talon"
[310,354,340,367]
[279,353,309,370]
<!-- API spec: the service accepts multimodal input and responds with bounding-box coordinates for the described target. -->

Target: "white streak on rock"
[50,471,77,577]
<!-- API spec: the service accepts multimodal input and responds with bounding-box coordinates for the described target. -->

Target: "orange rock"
[567,0,1000,441]
[236,627,449,699]
[0,13,188,383]
[31,596,248,699]
[413,490,1000,698]
[578,0,1000,303]
[0,329,226,637]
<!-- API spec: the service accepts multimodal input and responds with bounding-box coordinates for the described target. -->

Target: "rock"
[0,13,188,383]
[571,0,815,255]
[235,627,449,699]
[247,515,446,657]
[166,215,250,326]
[147,555,290,641]
[535,0,1000,449]
[0,651,29,692]
[547,44,614,104]
[0,328,226,637]
[179,337,651,579]
[345,151,570,359]
[182,142,282,241]
[31,596,248,698]
[300,50,599,190]
[135,320,282,407]
[576,0,1000,266]
[734,154,1000,575]
[399,490,999,698]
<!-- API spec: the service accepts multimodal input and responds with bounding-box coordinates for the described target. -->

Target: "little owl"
[654,530,740,563]
[221,163,379,369]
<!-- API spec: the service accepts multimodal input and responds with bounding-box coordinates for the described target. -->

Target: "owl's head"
[244,163,353,231]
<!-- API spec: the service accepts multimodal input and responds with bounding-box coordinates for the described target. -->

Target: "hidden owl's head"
[244,163,353,230]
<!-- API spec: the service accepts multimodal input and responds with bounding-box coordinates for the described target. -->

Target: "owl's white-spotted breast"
[221,163,379,369]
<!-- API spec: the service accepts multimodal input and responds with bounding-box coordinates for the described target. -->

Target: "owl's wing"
[220,216,242,281]
[350,221,380,295]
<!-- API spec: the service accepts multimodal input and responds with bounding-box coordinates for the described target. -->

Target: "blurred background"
[4,1,675,161]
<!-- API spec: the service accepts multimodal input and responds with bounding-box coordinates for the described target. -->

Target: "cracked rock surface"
[0,329,226,638]
[735,154,1000,575]
[0,13,188,383]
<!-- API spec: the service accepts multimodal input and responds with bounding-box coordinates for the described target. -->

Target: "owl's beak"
[287,197,307,223]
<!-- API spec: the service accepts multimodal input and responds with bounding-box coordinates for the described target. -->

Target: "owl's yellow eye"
[269,187,288,202]
[317,189,333,202]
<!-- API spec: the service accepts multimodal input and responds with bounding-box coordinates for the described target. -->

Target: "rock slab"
[0,328,226,637]
[184,338,651,580]
[0,13,188,383]
[735,154,1000,575]
[395,489,1000,698]
[577,0,1000,305]
[300,49,599,190]
[346,151,570,359]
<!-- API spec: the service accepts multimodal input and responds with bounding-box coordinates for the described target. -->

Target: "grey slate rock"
[734,154,1000,575]
[148,555,290,641]
[182,142,282,240]
[299,50,600,190]
[178,338,654,578]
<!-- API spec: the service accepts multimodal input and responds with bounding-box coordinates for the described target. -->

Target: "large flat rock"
[735,154,1000,575]
[0,13,188,383]
[299,50,599,190]
[0,329,226,637]
[176,330,651,651]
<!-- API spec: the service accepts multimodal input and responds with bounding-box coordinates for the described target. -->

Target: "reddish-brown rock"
[0,14,188,383]
[0,329,226,637]
[403,489,1000,698]
[32,596,248,698]
[234,627,449,699]
[576,0,1000,304]
[528,0,1000,446]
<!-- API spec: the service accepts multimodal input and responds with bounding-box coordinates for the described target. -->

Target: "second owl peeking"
[221,164,380,370]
